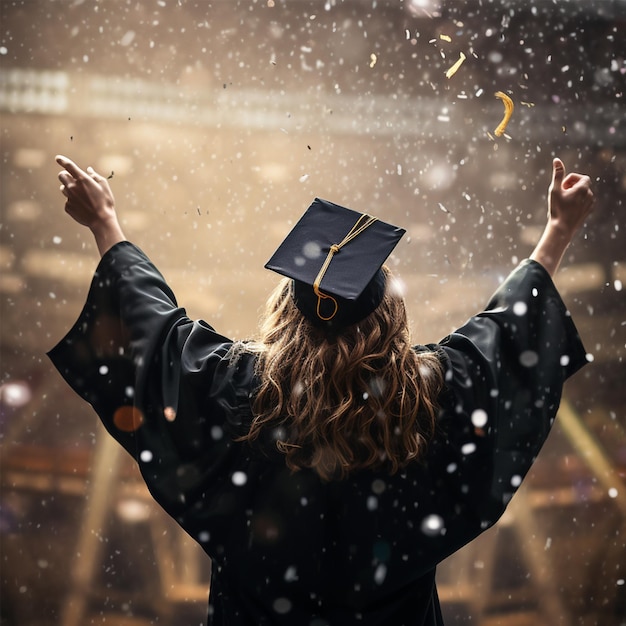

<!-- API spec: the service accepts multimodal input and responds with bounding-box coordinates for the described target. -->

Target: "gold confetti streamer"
[494,91,514,137]
[445,52,466,79]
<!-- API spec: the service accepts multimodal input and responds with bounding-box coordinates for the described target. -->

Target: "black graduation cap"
[265,198,405,328]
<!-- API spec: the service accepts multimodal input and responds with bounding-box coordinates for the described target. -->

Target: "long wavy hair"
[242,267,444,481]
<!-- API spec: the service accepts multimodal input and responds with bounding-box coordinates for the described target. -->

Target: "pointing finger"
[55,154,88,180]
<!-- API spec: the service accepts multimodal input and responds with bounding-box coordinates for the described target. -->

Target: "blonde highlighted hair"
[242,267,443,481]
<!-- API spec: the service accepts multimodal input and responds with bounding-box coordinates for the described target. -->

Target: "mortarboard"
[265,198,405,328]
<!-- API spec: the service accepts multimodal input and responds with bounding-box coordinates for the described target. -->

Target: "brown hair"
[242,267,444,481]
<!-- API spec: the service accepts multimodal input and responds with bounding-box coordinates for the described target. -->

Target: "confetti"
[232,471,248,486]
[421,514,445,536]
[439,34,452,42]
[493,91,514,137]
[113,405,144,432]
[370,53,377,68]
[445,52,466,78]
[164,406,177,422]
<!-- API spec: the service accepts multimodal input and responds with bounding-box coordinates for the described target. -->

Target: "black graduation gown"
[48,241,588,626]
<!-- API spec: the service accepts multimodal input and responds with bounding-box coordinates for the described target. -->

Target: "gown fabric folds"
[48,241,588,626]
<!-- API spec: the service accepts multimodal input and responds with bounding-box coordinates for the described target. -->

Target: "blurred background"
[1,0,625,624]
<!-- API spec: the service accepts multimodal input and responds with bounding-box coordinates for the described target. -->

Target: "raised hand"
[56,155,126,256]
[548,158,595,238]
[530,158,595,277]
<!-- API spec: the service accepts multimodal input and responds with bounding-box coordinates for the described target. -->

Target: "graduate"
[50,154,594,625]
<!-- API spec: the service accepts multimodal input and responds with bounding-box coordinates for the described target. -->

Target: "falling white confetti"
[512,301,528,316]
[303,241,322,259]
[0,381,32,407]
[120,31,136,46]
[372,479,386,494]
[461,442,477,455]
[273,598,292,614]
[374,563,387,584]
[232,471,247,486]
[519,350,539,367]
[471,409,488,428]
[116,498,150,522]
[421,514,445,537]
[140,450,153,463]
[284,566,298,582]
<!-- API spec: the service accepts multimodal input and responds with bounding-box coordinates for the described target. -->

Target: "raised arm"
[56,155,126,256]
[529,158,595,277]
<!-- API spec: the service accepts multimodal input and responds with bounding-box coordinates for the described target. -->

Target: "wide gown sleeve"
[427,258,589,529]
[47,241,249,518]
